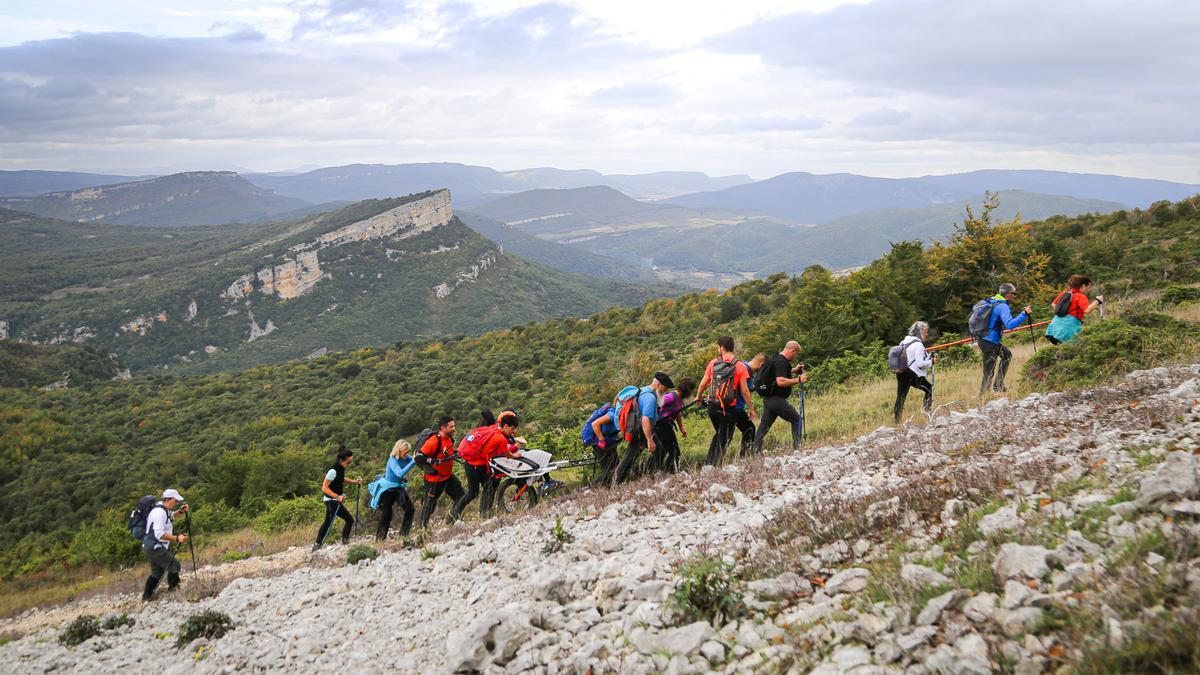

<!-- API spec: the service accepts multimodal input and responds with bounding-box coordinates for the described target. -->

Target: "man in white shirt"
[893,321,936,423]
[142,488,188,601]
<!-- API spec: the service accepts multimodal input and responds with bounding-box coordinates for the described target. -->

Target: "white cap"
[162,488,185,502]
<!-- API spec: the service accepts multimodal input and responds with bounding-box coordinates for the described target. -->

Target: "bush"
[255,497,324,534]
[176,610,234,648]
[101,614,134,630]
[190,502,251,535]
[67,507,141,570]
[345,544,379,565]
[59,615,101,646]
[542,516,574,554]
[1024,312,1200,389]
[220,549,252,563]
[1161,284,1200,307]
[668,553,745,626]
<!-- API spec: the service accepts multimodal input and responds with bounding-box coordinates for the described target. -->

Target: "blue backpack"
[127,495,164,543]
[582,403,615,446]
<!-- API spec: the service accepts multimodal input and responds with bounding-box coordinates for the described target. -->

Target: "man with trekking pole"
[141,488,189,601]
[753,341,808,453]
[975,283,1032,395]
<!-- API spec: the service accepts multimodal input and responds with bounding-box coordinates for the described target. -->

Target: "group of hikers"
[135,276,1103,599]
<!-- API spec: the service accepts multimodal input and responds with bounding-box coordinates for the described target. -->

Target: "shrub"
[1161,284,1200,307]
[220,549,252,563]
[176,610,234,648]
[542,516,574,554]
[59,615,101,647]
[420,546,441,560]
[668,553,745,626]
[101,614,134,630]
[345,544,378,565]
[190,502,251,535]
[255,497,324,534]
[67,507,141,570]
[1024,313,1200,389]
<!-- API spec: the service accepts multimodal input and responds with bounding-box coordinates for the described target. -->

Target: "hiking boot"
[311,543,322,552]
[166,572,180,592]
[142,577,158,602]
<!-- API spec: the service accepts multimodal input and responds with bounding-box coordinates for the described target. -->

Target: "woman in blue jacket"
[372,439,416,540]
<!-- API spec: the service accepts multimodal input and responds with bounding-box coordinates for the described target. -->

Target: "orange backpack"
[457,425,501,464]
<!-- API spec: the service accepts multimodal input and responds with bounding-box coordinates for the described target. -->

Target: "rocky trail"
[3,364,1199,674]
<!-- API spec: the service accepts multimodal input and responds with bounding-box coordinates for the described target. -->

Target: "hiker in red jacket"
[415,417,461,529]
[450,410,521,520]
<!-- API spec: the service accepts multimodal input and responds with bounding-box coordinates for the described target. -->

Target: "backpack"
[581,403,613,446]
[658,391,685,421]
[615,385,639,403]
[412,427,440,475]
[754,355,781,397]
[968,298,1000,338]
[128,495,164,543]
[617,387,653,443]
[1053,291,1073,318]
[708,359,740,408]
[457,425,502,464]
[887,339,911,374]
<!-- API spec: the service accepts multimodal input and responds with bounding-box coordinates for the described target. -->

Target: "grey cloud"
[850,108,911,127]
[699,115,827,134]
[588,82,680,107]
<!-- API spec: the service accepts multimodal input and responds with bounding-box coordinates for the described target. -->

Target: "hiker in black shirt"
[753,341,807,453]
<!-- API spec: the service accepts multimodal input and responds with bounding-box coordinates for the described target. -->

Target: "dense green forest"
[0,194,1197,578]
[0,195,672,372]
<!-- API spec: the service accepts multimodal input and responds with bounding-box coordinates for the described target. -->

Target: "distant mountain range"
[0,170,154,197]
[469,186,1132,283]
[0,172,312,226]
[667,169,1200,223]
[0,192,671,372]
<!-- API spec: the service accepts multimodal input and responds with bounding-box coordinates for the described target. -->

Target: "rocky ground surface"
[2,364,1198,674]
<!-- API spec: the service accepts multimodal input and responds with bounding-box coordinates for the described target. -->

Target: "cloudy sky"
[1,0,1198,182]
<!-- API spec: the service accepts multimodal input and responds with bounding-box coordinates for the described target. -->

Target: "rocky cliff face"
[432,247,500,299]
[222,190,453,302]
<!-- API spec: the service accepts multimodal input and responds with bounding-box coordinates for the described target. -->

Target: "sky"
[1,0,1198,182]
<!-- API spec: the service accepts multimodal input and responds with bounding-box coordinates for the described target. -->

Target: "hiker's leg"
[994,344,1013,391]
[453,465,484,520]
[705,403,724,465]
[893,371,913,423]
[778,401,802,451]
[398,489,415,536]
[143,547,167,600]
[376,488,396,540]
[733,409,756,457]
[979,340,1000,394]
[613,441,643,486]
[916,376,934,414]
[337,503,354,544]
[166,555,181,591]
[594,445,618,485]
[480,475,499,518]
[418,481,441,530]
[754,398,780,453]
[315,501,338,547]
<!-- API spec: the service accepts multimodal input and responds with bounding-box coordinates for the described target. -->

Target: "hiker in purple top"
[647,378,696,474]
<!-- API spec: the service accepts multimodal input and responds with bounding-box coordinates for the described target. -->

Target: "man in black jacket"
[753,341,808,453]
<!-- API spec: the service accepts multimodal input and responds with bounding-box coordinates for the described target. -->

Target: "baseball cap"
[162,488,185,502]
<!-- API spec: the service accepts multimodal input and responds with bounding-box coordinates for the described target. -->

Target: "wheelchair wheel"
[495,478,540,514]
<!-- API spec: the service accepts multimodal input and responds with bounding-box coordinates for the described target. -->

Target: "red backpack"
[617,386,652,442]
[457,425,501,464]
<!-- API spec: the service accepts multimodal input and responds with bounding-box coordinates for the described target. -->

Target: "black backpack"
[754,355,781,397]
[411,428,440,475]
[1053,291,1073,318]
[128,495,164,543]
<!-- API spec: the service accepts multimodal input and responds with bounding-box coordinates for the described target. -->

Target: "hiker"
[695,336,755,465]
[1046,275,1104,345]
[647,377,696,474]
[892,321,936,423]
[141,488,188,601]
[314,449,363,550]
[415,417,462,530]
[736,353,767,456]
[753,341,807,453]
[612,372,675,485]
[371,439,416,541]
[584,396,624,485]
[452,410,522,520]
[977,283,1032,395]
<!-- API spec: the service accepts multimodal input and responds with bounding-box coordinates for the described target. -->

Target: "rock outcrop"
[432,247,500,299]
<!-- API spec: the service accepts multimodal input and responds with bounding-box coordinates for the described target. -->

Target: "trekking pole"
[798,363,807,445]
[1028,307,1038,354]
[318,498,342,548]
[353,482,361,537]
[183,509,198,575]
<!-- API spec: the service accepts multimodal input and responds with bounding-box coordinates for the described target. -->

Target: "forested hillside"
[1,192,671,373]
[0,194,1196,579]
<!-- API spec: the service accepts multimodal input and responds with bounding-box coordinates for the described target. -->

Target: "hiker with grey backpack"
[969,283,1032,396]
[889,321,936,423]
[128,488,189,601]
